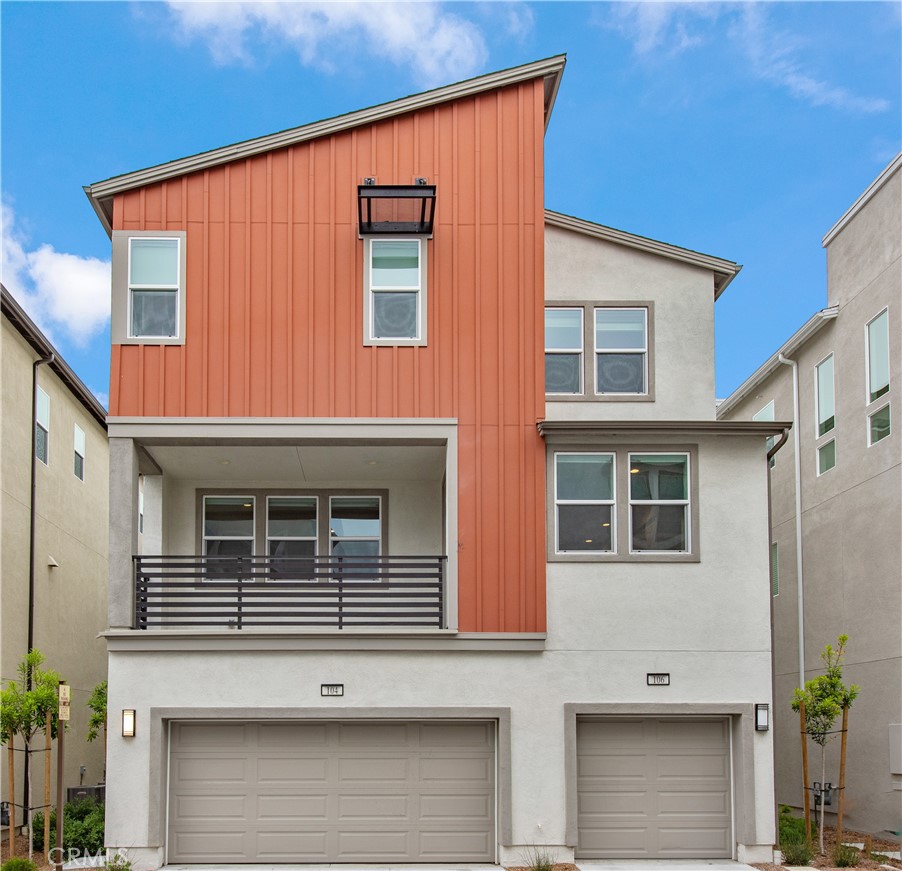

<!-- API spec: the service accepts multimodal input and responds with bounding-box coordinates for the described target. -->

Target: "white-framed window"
[267,497,317,558]
[73,424,85,481]
[815,354,836,438]
[364,238,426,345]
[128,237,181,338]
[868,403,891,446]
[866,308,890,404]
[545,308,584,395]
[329,496,382,557]
[629,452,690,553]
[817,440,836,476]
[554,453,615,554]
[595,307,648,395]
[112,230,186,345]
[754,399,777,468]
[203,496,255,558]
[770,542,779,597]
[35,386,50,465]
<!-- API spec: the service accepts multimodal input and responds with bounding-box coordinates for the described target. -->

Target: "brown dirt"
[753,825,902,871]
[507,865,578,871]
[4,832,53,871]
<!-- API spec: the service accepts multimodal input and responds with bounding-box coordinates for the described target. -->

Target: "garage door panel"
[258,722,328,747]
[256,794,329,820]
[577,718,731,860]
[173,722,248,747]
[168,720,495,863]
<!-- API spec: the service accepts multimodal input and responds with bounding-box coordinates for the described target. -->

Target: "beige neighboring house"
[718,154,902,836]
[1,284,109,832]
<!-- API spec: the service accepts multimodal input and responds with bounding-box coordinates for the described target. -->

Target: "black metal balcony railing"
[133,555,446,630]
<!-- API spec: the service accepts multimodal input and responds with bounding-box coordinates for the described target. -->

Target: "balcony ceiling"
[146,444,446,483]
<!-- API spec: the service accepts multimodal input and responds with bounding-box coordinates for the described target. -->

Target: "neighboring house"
[718,154,901,835]
[1,285,109,826]
[85,56,782,867]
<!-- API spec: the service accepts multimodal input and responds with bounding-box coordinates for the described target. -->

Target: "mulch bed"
[753,825,902,871]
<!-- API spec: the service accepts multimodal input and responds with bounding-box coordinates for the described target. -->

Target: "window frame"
[814,353,836,439]
[266,495,319,558]
[553,452,616,555]
[201,495,256,558]
[329,495,383,557]
[73,424,86,481]
[546,445,698,562]
[595,307,649,397]
[35,385,50,466]
[817,439,836,477]
[545,307,585,396]
[544,301,655,402]
[362,237,427,347]
[865,307,890,405]
[867,401,891,447]
[111,230,187,345]
[196,489,390,557]
[628,451,692,555]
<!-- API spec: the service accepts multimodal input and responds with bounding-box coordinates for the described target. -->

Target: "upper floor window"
[544,302,654,400]
[868,403,891,446]
[866,309,889,403]
[815,354,835,437]
[73,424,85,481]
[553,453,614,554]
[111,230,187,345]
[596,308,648,395]
[629,453,690,553]
[267,497,317,558]
[35,386,50,465]
[545,308,584,395]
[203,496,255,558]
[364,239,427,346]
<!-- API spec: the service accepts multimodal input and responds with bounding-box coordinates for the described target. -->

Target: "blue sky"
[2,1,899,406]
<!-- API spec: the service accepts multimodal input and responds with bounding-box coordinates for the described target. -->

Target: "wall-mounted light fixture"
[121,709,136,737]
[755,703,769,731]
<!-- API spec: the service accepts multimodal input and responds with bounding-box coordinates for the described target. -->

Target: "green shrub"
[781,836,815,866]
[104,854,132,871]
[2,859,39,871]
[833,844,861,867]
[521,845,555,871]
[777,805,817,849]
[31,798,104,854]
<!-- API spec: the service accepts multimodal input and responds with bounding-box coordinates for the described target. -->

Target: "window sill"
[545,393,655,402]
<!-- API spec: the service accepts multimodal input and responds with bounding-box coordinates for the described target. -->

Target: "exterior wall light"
[755,703,769,731]
[122,709,136,737]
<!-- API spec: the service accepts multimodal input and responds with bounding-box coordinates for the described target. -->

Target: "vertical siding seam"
[286,149,294,416]
[517,85,527,631]
[349,131,357,416]
[496,91,507,632]
[473,96,483,632]
[412,113,419,418]
[307,145,315,417]
[392,119,399,418]
[265,153,273,417]
[180,177,188,415]
[244,158,252,416]
[137,344,145,414]
[432,107,440,418]
[201,171,210,416]
[329,137,336,417]
[223,165,231,416]
[535,80,547,632]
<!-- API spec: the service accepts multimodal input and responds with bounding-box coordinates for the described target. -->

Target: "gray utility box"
[66,785,105,804]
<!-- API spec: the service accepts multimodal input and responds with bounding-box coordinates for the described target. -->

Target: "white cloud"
[91,389,109,410]
[1,202,111,348]
[603,2,890,114]
[164,0,488,86]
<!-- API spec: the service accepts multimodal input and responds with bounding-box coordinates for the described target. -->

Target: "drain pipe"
[25,351,53,828]
[778,352,805,690]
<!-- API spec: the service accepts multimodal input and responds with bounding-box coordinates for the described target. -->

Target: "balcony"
[134,554,446,629]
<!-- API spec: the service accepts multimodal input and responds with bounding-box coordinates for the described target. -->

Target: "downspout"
[26,352,53,827]
[778,352,805,690]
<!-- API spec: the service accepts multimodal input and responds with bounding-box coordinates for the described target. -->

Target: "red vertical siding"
[110,78,547,633]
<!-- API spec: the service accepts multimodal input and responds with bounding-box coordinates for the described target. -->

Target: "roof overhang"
[85,55,567,238]
[716,306,839,418]
[1,284,107,428]
[538,419,791,441]
[544,210,742,299]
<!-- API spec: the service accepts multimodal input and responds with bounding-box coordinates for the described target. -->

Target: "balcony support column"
[142,475,165,555]
[109,437,140,629]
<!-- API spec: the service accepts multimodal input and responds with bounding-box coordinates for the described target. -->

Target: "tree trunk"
[26,738,33,861]
[7,741,16,860]
[837,706,849,844]
[800,703,811,841]
[819,746,826,854]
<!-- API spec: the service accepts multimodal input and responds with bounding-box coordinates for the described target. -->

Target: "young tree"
[792,635,859,853]
[86,680,107,782]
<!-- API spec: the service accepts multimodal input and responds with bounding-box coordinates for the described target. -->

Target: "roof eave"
[538,419,791,439]
[716,306,839,418]
[86,55,567,237]
[544,209,741,298]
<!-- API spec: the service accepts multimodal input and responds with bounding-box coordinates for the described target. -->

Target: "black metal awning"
[358,184,436,235]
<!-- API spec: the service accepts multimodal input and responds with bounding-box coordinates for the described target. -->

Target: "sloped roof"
[1,284,107,428]
[544,210,742,298]
[85,55,567,236]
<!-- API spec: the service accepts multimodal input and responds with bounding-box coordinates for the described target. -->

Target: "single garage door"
[168,720,495,863]
[577,718,732,859]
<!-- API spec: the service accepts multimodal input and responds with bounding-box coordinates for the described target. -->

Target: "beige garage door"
[577,718,732,859]
[168,720,495,864]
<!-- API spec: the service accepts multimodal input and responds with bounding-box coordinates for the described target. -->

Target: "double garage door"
[167,720,495,864]
[577,718,733,859]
